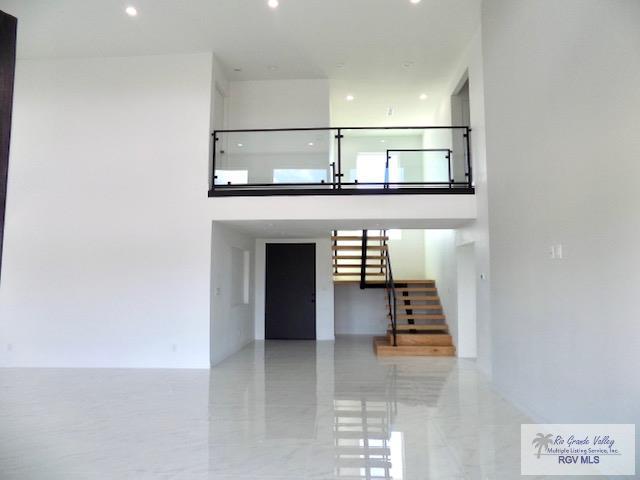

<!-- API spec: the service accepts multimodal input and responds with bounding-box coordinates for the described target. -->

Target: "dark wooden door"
[0,11,17,282]
[265,243,316,340]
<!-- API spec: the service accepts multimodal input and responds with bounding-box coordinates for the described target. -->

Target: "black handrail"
[382,231,398,347]
[213,125,471,133]
[357,229,397,347]
[359,230,368,290]
[210,125,473,195]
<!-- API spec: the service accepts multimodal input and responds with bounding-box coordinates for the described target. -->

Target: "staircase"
[332,230,455,357]
[332,231,388,284]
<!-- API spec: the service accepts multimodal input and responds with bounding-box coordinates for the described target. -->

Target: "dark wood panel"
[0,11,17,283]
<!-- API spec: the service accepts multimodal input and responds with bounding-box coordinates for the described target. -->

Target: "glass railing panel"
[338,127,469,189]
[440,127,470,184]
[213,129,337,188]
[390,149,452,185]
[340,128,424,189]
[210,126,472,194]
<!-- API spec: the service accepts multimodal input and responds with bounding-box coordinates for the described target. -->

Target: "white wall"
[227,79,330,129]
[482,0,640,440]
[210,194,476,225]
[210,222,255,366]
[387,230,426,280]
[423,230,458,345]
[433,28,491,374]
[455,242,476,358]
[0,53,214,368]
[334,284,387,336]
[254,238,334,341]
[217,79,332,186]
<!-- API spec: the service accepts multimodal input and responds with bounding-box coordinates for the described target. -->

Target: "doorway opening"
[456,242,477,358]
[450,74,470,183]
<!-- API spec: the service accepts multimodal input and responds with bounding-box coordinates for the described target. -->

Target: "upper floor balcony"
[209,126,474,197]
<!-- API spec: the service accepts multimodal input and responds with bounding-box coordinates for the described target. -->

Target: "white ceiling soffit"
[217,219,471,239]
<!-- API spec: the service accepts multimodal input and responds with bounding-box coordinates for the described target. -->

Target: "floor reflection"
[333,398,398,479]
[0,336,535,479]
[332,345,455,480]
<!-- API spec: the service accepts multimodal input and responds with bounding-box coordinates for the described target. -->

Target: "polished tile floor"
[1,336,561,479]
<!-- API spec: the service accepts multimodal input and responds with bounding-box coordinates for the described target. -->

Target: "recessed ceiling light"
[125,6,138,16]
[268,0,279,8]
[237,143,244,147]
[346,94,355,101]
[419,93,428,100]
[380,139,386,143]
[308,142,315,146]
[410,0,421,4]
[267,65,279,71]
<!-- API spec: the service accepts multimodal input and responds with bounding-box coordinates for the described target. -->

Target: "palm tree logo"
[532,433,554,459]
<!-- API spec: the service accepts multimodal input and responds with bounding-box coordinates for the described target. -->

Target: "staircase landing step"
[387,332,453,346]
[374,338,455,357]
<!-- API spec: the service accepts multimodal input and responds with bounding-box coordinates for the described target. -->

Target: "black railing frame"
[210,126,473,196]
[386,148,454,189]
[359,230,368,290]
[382,231,398,347]
[355,229,397,347]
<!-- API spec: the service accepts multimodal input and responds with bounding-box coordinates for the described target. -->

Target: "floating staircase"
[376,278,455,356]
[332,230,455,357]
[332,231,388,284]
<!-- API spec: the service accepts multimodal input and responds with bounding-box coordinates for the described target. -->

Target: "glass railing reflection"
[333,399,399,479]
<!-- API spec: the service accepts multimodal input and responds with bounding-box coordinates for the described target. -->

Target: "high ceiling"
[0,0,480,123]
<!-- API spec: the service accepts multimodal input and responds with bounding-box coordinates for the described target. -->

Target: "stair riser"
[387,333,453,346]
[374,339,455,357]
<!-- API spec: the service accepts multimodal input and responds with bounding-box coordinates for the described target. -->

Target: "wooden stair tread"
[337,275,385,278]
[332,245,387,251]
[374,338,455,357]
[334,273,385,277]
[333,255,385,260]
[391,305,443,311]
[394,295,439,301]
[335,265,386,269]
[331,236,388,241]
[386,332,453,346]
[393,280,436,284]
[333,275,384,285]
[392,287,437,292]
[393,313,445,320]
[390,324,448,331]
[390,301,442,305]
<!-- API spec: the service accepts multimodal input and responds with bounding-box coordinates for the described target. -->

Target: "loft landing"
[209,126,474,197]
